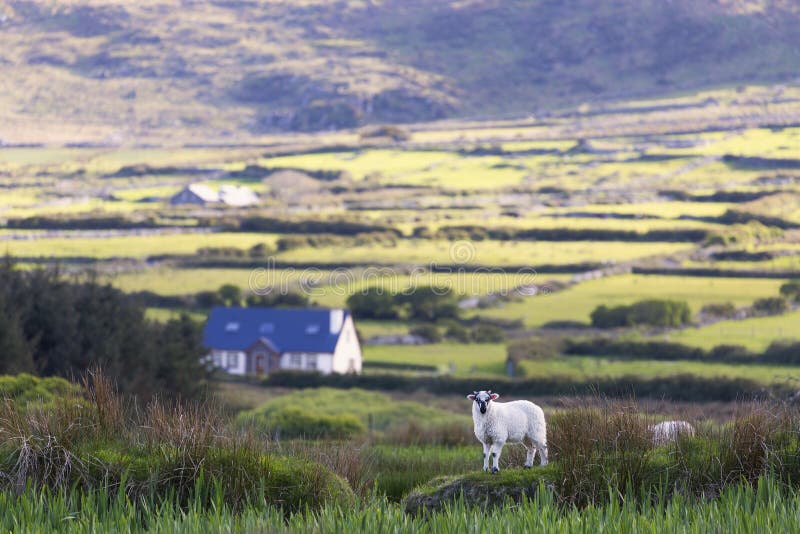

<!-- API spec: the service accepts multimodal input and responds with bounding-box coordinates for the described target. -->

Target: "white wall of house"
[210,350,247,375]
[332,316,362,374]
[280,352,333,374]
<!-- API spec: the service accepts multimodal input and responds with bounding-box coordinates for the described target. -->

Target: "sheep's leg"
[524,446,536,468]
[482,442,490,472]
[538,442,549,466]
[490,442,504,474]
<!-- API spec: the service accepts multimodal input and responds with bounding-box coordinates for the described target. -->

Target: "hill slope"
[1,0,799,142]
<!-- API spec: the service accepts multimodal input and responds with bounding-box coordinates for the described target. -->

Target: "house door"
[253,352,267,375]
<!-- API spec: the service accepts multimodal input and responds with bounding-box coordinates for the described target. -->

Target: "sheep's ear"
[467,393,477,401]
[489,393,499,401]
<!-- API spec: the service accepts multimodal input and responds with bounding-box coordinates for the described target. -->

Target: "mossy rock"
[403,466,558,515]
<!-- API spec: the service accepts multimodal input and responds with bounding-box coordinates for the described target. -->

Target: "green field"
[476,274,785,327]
[668,310,800,351]
[1,232,280,258]
[363,342,798,384]
[275,240,691,266]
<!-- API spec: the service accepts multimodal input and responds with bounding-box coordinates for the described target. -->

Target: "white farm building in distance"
[170,184,259,207]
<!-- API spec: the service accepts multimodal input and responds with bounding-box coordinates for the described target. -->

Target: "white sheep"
[651,420,695,446]
[467,390,548,473]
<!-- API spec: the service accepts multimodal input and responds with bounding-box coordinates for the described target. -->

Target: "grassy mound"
[237,387,471,440]
[405,467,558,515]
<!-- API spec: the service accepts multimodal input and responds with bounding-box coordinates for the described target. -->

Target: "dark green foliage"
[6,215,161,230]
[700,302,737,318]
[245,291,310,308]
[262,371,773,402]
[409,324,442,343]
[195,290,225,308]
[444,322,470,343]
[0,294,35,374]
[346,288,399,320]
[236,217,400,237]
[590,299,691,328]
[347,286,458,322]
[468,324,505,343]
[752,297,788,316]
[0,261,207,400]
[761,341,800,365]
[710,250,775,261]
[217,284,242,306]
[780,280,800,301]
[396,286,459,321]
[432,225,709,243]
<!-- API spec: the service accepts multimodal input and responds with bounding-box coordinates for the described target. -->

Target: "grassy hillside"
[1,0,799,141]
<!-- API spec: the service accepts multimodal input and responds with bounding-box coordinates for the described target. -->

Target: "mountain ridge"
[1,0,799,142]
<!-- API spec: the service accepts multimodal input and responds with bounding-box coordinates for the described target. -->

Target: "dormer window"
[260,323,275,333]
[225,322,240,332]
[305,324,320,334]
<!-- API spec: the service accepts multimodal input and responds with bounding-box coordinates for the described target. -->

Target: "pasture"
[475,274,785,327]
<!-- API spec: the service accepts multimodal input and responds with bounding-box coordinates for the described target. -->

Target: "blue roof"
[202,307,349,353]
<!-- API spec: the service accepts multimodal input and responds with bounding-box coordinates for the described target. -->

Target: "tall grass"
[3,476,800,533]
[0,371,353,513]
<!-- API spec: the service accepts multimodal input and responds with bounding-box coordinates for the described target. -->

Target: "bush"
[444,323,470,343]
[590,299,692,328]
[762,341,800,364]
[262,371,773,402]
[469,324,505,343]
[409,324,442,343]
[780,280,800,301]
[246,291,310,308]
[701,302,737,319]
[752,297,788,316]
[396,286,459,322]
[346,288,399,320]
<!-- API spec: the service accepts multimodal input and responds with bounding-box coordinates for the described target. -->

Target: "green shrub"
[0,373,80,406]
[780,280,800,301]
[444,322,470,343]
[245,407,366,440]
[590,299,691,328]
[701,302,737,318]
[409,324,442,343]
[469,324,505,343]
[347,288,400,320]
[752,297,788,316]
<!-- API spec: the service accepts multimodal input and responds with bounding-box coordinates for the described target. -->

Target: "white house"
[170,184,259,207]
[202,307,362,376]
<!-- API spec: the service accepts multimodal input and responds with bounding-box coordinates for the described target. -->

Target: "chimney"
[329,309,344,334]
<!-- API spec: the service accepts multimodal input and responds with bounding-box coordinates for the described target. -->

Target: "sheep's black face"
[467,390,497,415]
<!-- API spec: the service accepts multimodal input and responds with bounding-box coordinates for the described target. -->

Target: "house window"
[290,354,302,368]
[305,324,320,334]
[225,322,239,332]
[306,355,317,370]
[226,352,238,369]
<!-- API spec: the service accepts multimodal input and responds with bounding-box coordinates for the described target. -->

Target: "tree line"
[0,259,207,400]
